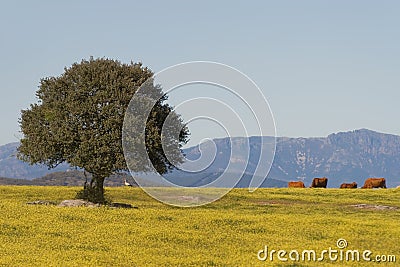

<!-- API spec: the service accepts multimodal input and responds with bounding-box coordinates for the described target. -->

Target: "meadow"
[0,186,399,266]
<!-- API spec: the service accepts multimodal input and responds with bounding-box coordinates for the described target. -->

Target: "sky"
[0,1,399,147]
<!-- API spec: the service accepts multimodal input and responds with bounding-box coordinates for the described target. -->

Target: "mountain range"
[0,142,70,179]
[0,129,399,188]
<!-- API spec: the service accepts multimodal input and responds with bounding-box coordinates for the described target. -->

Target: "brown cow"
[310,177,328,188]
[288,181,305,188]
[340,182,357,189]
[362,178,386,189]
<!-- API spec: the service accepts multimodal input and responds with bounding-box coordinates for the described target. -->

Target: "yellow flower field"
[0,186,399,266]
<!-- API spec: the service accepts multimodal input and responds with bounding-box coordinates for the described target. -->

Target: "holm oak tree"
[18,58,189,203]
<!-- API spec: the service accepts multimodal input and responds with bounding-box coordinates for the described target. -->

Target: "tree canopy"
[18,58,189,203]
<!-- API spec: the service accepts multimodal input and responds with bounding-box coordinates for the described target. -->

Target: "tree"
[18,58,189,203]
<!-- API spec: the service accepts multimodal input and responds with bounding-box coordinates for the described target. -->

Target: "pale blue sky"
[0,1,399,146]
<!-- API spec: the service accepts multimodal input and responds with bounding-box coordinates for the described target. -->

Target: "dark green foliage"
[18,57,189,203]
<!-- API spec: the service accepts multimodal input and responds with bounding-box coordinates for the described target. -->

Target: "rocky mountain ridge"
[0,129,399,187]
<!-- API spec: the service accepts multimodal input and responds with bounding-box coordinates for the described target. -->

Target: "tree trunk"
[90,174,105,203]
[79,173,106,204]
[92,174,105,200]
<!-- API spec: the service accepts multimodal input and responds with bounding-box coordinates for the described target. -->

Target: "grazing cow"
[288,181,305,188]
[310,177,328,188]
[340,182,357,189]
[362,178,386,189]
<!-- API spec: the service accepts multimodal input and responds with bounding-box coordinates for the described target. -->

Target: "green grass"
[0,186,399,266]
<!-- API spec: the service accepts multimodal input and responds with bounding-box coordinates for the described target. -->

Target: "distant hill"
[0,170,137,187]
[1,129,400,187]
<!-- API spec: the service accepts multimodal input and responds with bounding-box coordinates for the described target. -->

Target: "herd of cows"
[288,177,387,189]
